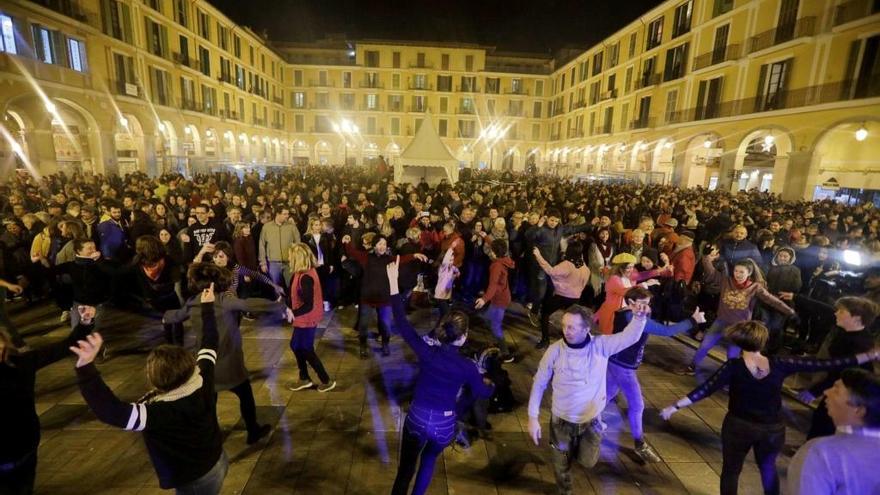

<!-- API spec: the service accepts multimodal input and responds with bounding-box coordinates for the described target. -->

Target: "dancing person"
[532,243,591,349]
[194,241,283,299]
[474,239,515,362]
[788,368,880,495]
[130,235,184,345]
[594,252,668,334]
[528,303,650,495]
[163,264,286,445]
[0,307,93,494]
[73,287,229,495]
[386,257,494,495]
[605,287,706,463]
[286,243,336,393]
[679,249,794,375]
[661,321,880,495]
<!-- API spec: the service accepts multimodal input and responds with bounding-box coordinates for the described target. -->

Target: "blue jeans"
[266,261,289,289]
[605,363,645,442]
[483,305,509,355]
[720,414,785,495]
[392,405,456,495]
[693,320,741,367]
[357,304,392,346]
[175,451,228,495]
[290,327,330,384]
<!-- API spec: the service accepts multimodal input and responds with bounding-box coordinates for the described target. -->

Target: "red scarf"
[732,277,753,290]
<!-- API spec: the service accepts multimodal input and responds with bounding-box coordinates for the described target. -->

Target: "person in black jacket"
[0,307,93,494]
[303,218,339,311]
[131,235,183,345]
[55,238,117,330]
[73,285,228,495]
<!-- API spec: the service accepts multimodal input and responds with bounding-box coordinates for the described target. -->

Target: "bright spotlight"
[843,249,862,266]
[855,126,868,142]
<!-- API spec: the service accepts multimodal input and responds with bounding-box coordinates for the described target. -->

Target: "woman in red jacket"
[595,253,670,334]
[287,243,336,393]
[475,239,515,362]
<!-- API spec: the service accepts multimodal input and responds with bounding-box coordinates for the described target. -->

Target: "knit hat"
[641,248,659,266]
[611,253,637,265]
[664,218,679,228]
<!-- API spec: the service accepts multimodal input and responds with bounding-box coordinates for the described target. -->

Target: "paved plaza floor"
[16,299,817,494]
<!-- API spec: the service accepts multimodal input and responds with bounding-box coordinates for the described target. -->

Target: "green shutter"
[121,3,132,43]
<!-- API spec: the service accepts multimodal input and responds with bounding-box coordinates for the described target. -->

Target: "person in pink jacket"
[595,253,671,334]
[533,243,591,349]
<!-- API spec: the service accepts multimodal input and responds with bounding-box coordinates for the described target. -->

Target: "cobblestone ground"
[17,300,815,494]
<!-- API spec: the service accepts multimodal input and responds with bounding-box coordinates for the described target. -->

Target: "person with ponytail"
[678,249,795,376]
[594,252,671,335]
[286,243,336,393]
[386,256,493,495]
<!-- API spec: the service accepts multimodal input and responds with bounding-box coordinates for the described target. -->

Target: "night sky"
[210,0,665,54]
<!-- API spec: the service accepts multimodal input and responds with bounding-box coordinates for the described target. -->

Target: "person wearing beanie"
[595,253,671,334]
[761,247,802,354]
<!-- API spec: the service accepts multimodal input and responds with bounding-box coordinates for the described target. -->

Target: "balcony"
[272,96,284,105]
[359,81,384,89]
[747,17,816,54]
[309,102,331,110]
[408,83,433,91]
[252,118,266,127]
[30,0,97,26]
[833,0,880,26]
[408,106,430,113]
[219,109,240,121]
[218,73,234,85]
[409,62,434,69]
[600,89,618,101]
[505,88,529,96]
[359,105,384,112]
[388,103,403,112]
[592,127,608,136]
[456,85,480,93]
[572,100,586,109]
[457,107,476,115]
[201,105,217,117]
[172,52,200,71]
[308,80,335,87]
[629,117,656,130]
[635,73,661,90]
[505,108,525,117]
[693,44,742,71]
[109,79,140,97]
[271,122,284,130]
[178,98,202,112]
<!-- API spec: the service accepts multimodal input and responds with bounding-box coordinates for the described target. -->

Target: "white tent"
[395,113,459,185]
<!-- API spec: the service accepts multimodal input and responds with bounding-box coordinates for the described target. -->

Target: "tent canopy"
[395,113,459,184]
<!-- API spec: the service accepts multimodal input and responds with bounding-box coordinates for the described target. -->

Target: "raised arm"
[595,308,648,356]
[661,361,734,420]
[755,286,796,316]
[774,351,877,377]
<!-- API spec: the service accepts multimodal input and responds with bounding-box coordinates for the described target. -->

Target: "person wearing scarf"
[678,248,794,376]
[595,253,670,335]
[587,227,615,299]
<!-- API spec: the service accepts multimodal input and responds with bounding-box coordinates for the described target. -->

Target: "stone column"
[26,129,57,175]
[780,151,815,200]
[717,153,739,193]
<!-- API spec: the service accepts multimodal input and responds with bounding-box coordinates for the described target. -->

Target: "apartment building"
[0,0,878,200]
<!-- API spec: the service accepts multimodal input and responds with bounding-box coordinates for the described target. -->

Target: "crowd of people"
[1,164,879,495]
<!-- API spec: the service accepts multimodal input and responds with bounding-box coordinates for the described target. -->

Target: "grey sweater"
[258,221,301,263]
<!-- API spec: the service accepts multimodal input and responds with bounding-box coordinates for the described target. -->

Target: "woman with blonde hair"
[287,243,335,392]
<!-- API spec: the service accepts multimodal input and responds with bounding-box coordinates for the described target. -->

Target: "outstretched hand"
[627,301,651,319]
[200,283,215,303]
[691,306,706,324]
[660,405,678,421]
[70,332,103,368]
[387,255,400,296]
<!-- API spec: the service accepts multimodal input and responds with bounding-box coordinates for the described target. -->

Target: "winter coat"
[482,257,515,308]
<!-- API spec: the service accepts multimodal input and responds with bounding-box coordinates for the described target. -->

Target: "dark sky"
[210,0,665,54]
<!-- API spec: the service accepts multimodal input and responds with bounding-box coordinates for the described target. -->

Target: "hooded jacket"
[482,256,515,308]
[766,247,802,295]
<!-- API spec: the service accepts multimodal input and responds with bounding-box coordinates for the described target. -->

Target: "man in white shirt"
[789,368,880,495]
[528,304,649,495]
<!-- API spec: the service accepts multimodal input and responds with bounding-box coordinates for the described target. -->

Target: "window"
[646,17,663,50]
[174,0,188,27]
[294,70,302,86]
[460,97,474,113]
[391,117,400,135]
[416,52,426,67]
[641,56,657,87]
[629,32,637,58]
[625,66,633,93]
[579,61,588,82]
[560,74,565,91]
[113,52,135,88]
[366,94,377,110]
[197,10,210,40]
[533,101,542,119]
[392,73,400,89]
[0,15,16,54]
[315,92,329,109]
[293,92,305,108]
[608,42,620,68]
[365,50,379,67]
[233,35,240,58]
[848,35,880,98]
[294,114,304,132]
[458,120,475,138]
[413,74,426,89]
[441,97,449,113]
[412,95,426,112]
[67,38,86,72]
[696,77,723,119]
[437,75,452,92]
[508,100,523,116]
[620,103,629,130]
[592,52,603,76]
[607,74,616,93]
[392,51,400,68]
[178,35,189,64]
[589,81,600,104]
[32,25,56,64]
[535,80,544,96]
[144,18,167,58]
[343,72,351,88]
[235,65,245,89]
[199,45,210,75]
[149,66,171,105]
[146,0,162,12]
[438,119,448,137]
[217,24,228,51]
[713,0,734,17]
[340,93,354,110]
[532,123,540,140]
[441,53,449,70]
[180,77,195,105]
[511,78,523,94]
[465,55,474,71]
[603,107,614,134]
[202,84,216,113]
[664,89,678,122]
[637,96,651,127]
[663,43,689,81]
[101,0,133,42]
[460,76,476,92]
[388,95,402,111]
[672,1,693,38]
[485,77,500,94]
[756,59,791,111]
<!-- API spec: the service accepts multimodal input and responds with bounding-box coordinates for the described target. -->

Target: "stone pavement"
[15,299,818,494]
